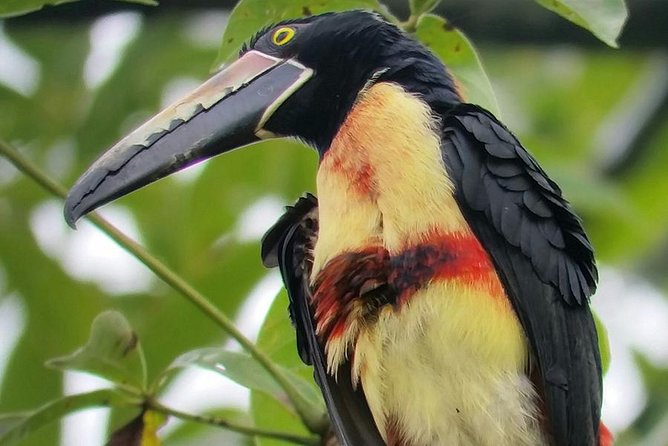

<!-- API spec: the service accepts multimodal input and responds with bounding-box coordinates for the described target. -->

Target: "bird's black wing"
[261,194,385,446]
[440,104,602,446]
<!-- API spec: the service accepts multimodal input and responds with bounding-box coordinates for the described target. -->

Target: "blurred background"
[0,0,667,444]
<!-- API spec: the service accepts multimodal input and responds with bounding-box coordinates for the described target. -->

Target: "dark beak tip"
[63,195,82,230]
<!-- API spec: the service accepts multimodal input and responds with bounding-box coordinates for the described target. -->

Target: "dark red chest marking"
[325,154,376,196]
[311,232,502,343]
[312,246,391,340]
[390,233,501,304]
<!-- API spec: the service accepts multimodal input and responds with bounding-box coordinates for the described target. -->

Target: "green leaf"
[162,348,282,397]
[0,0,157,18]
[282,368,323,414]
[160,348,322,413]
[0,389,141,446]
[46,311,147,391]
[592,311,611,376]
[214,0,388,68]
[415,14,501,116]
[0,0,77,17]
[251,291,326,446]
[409,0,440,16]
[534,0,628,47]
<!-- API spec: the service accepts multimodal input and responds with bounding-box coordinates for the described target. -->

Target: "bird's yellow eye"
[272,27,295,46]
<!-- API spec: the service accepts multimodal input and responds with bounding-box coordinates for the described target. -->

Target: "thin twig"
[0,139,328,434]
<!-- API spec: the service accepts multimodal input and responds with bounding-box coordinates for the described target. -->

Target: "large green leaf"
[592,311,610,375]
[0,0,78,17]
[535,0,627,47]
[251,291,325,446]
[0,389,140,446]
[415,14,500,116]
[163,348,282,399]
[214,0,388,68]
[46,311,147,391]
[0,0,157,18]
[162,347,322,415]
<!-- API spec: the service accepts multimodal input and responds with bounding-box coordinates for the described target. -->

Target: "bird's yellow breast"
[311,82,545,445]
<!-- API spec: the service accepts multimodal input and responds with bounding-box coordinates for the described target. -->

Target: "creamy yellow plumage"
[311,83,546,445]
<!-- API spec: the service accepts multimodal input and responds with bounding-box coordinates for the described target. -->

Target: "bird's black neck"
[379,44,462,111]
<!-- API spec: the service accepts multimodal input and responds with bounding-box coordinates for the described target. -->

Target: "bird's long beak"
[64,50,313,228]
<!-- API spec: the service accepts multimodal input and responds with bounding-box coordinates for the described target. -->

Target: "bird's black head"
[243,10,461,152]
[64,10,460,226]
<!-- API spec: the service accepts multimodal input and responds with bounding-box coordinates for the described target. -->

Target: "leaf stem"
[0,139,328,434]
[401,14,420,33]
[147,399,320,446]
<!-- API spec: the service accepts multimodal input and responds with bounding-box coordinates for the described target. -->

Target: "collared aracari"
[64,10,611,446]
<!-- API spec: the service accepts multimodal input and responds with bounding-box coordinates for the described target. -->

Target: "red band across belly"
[390,232,502,304]
[312,232,505,342]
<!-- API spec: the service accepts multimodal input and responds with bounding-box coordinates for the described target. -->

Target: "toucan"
[64,10,610,446]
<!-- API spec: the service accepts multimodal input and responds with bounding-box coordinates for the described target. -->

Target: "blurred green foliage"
[0,0,157,19]
[1,0,666,445]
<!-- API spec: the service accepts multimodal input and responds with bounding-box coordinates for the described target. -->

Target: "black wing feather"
[261,194,385,446]
[441,104,602,446]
